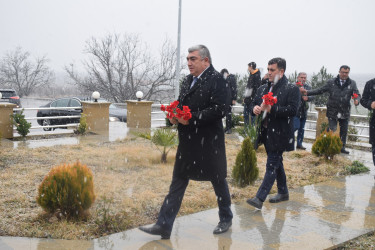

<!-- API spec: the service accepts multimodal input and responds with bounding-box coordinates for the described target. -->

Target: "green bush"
[11,110,31,137]
[75,114,88,135]
[347,126,359,142]
[232,137,259,187]
[36,161,96,219]
[231,113,243,128]
[345,160,369,175]
[312,131,342,160]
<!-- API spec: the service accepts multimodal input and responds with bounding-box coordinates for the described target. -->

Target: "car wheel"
[42,119,52,131]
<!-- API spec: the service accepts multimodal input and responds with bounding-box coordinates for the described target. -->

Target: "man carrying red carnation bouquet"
[139,45,233,239]
[247,57,300,210]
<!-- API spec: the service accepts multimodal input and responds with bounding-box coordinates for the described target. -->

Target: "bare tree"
[65,33,183,103]
[0,47,54,97]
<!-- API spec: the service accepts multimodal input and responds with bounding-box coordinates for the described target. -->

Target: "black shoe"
[269,193,289,203]
[138,224,171,239]
[246,197,263,209]
[213,221,232,234]
[341,148,349,154]
[225,129,232,134]
[296,145,306,150]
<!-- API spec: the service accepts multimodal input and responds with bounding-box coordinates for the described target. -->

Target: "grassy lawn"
[0,133,358,240]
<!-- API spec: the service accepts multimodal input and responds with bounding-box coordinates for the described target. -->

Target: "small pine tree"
[232,137,259,187]
[11,110,31,137]
[75,114,88,135]
[36,161,95,219]
[310,66,334,107]
[312,131,342,160]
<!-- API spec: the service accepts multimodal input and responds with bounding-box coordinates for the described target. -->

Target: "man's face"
[248,66,252,73]
[187,50,209,77]
[339,68,350,80]
[297,74,307,84]
[267,63,284,83]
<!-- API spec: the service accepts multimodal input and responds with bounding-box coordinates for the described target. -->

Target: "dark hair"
[220,68,229,75]
[248,62,256,69]
[340,65,350,71]
[268,57,286,71]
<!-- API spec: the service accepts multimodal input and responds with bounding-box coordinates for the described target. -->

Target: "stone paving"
[1,145,374,250]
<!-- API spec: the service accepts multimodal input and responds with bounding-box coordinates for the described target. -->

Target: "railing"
[150,104,370,140]
[13,107,81,130]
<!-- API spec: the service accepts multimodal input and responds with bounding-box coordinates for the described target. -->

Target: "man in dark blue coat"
[247,57,300,209]
[139,45,233,239]
[360,78,375,167]
[220,68,237,134]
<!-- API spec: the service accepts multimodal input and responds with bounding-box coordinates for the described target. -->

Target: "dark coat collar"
[335,75,351,89]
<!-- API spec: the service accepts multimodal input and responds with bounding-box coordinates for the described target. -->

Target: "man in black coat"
[294,72,314,150]
[303,65,360,154]
[220,68,237,134]
[360,78,375,167]
[244,62,261,126]
[139,45,233,239]
[247,57,300,209]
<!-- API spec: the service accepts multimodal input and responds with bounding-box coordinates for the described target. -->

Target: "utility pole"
[175,0,182,100]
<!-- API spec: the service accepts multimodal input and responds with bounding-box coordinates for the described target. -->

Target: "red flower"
[262,92,277,106]
[160,101,192,121]
[352,93,358,99]
[296,82,303,87]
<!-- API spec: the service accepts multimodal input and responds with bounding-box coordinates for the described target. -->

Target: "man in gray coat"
[303,65,360,154]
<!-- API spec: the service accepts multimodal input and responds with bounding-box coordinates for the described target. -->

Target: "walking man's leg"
[339,118,349,154]
[211,178,233,234]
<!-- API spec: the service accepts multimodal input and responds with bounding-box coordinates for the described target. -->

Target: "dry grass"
[0,134,352,240]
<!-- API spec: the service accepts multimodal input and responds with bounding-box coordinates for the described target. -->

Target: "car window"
[55,99,70,107]
[69,99,81,107]
[0,91,16,98]
[50,100,58,107]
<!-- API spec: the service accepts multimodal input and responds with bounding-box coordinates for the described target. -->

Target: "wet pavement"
[1,144,375,249]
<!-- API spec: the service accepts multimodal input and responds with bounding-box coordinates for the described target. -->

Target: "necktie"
[190,77,198,89]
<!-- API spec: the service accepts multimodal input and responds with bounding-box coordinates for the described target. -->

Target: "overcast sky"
[1,0,374,79]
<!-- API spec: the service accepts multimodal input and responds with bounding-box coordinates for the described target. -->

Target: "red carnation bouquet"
[352,93,358,99]
[261,92,277,120]
[262,92,278,105]
[296,82,303,87]
[161,100,192,121]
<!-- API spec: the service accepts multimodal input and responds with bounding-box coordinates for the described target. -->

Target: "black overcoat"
[360,78,375,144]
[250,75,300,152]
[173,65,227,181]
[308,75,360,120]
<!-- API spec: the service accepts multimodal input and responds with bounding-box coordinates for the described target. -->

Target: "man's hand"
[300,88,307,95]
[302,96,308,101]
[169,117,178,125]
[260,102,271,113]
[253,105,262,115]
[371,101,375,109]
[176,117,189,125]
[354,99,359,106]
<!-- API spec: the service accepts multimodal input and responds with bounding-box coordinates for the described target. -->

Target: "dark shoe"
[341,148,349,154]
[296,145,306,150]
[213,221,232,234]
[269,193,289,203]
[225,129,232,134]
[246,197,263,209]
[138,224,171,239]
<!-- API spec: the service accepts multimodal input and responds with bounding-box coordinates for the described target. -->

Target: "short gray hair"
[188,45,212,64]
[298,72,307,77]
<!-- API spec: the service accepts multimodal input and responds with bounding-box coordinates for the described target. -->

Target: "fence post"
[81,101,111,134]
[126,100,153,129]
[0,103,16,139]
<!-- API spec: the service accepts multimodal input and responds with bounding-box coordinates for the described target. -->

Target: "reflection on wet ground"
[1,144,374,249]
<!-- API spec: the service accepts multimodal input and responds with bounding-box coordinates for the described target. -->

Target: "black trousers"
[156,176,233,231]
[328,117,349,148]
[225,105,233,131]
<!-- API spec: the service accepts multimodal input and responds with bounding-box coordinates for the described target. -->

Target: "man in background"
[294,72,314,150]
[221,68,237,134]
[244,62,261,126]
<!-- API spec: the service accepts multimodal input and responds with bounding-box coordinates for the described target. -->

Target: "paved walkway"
[1,145,375,250]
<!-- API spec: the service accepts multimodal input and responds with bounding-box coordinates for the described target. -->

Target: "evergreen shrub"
[312,131,342,160]
[75,114,88,135]
[345,160,369,175]
[232,137,259,187]
[12,110,31,137]
[36,161,96,218]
